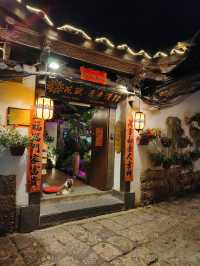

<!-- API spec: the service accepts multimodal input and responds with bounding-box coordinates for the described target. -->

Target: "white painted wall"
[0,69,35,207]
[132,90,200,205]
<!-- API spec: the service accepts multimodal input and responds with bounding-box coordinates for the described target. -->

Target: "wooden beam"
[0,26,140,75]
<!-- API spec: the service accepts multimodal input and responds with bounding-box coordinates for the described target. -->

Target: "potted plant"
[0,125,9,152]
[138,134,150,145]
[171,152,182,166]
[150,152,165,167]
[190,149,200,161]
[177,136,193,149]
[138,128,161,145]
[179,153,193,171]
[161,137,172,148]
[7,128,30,156]
[162,157,173,169]
[0,126,30,156]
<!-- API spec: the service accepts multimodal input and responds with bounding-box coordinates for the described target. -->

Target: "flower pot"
[10,145,25,156]
[161,137,172,148]
[139,137,149,145]
[177,137,192,149]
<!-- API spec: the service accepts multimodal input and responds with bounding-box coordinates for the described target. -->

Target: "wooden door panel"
[89,108,109,190]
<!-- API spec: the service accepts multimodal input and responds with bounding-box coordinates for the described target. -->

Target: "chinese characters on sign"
[124,114,134,181]
[80,67,107,85]
[47,79,122,108]
[28,117,44,192]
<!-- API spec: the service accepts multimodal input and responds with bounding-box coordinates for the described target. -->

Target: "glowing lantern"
[134,111,145,131]
[36,97,54,120]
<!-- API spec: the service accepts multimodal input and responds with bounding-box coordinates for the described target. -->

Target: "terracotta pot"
[10,145,25,156]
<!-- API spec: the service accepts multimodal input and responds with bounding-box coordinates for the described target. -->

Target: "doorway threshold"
[40,192,124,228]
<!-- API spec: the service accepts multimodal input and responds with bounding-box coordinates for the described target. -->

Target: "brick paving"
[0,194,200,265]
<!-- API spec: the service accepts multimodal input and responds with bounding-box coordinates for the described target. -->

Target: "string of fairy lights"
[15,0,189,60]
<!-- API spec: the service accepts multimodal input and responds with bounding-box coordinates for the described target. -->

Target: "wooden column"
[120,98,131,192]
[107,108,116,190]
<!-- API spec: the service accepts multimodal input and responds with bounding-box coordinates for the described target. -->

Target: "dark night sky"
[29,0,200,53]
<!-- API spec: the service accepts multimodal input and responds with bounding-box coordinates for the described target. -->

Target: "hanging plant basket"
[138,136,149,145]
[177,137,193,149]
[150,152,165,167]
[161,137,172,148]
[10,145,25,156]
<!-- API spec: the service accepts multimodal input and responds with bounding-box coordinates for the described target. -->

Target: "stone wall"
[0,175,16,233]
[141,168,200,205]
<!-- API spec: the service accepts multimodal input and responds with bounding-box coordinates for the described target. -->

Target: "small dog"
[57,179,74,195]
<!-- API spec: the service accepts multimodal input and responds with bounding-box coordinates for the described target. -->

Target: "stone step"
[40,194,125,228]
[41,190,112,205]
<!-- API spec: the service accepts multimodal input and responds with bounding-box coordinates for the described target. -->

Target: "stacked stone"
[0,175,16,233]
[141,169,200,205]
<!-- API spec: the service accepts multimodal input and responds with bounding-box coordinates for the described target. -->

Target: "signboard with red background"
[124,114,134,181]
[80,67,107,85]
[28,115,44,192]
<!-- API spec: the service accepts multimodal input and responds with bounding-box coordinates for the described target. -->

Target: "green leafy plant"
[190,149,200,161]
[0,126,30,148]
[162,157,173,169]
[139,128,161,145]
[177,136,193,149]
[171,152,182,166]
[179,153,193,170]
[150,152,165,167]
[161,137,172,148]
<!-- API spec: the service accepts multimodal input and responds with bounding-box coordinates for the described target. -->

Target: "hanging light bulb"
[36,97,54,120]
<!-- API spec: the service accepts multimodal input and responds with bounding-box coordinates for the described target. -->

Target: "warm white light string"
[57,25,91,40]
[95,37,115,48]
[20,3,189,59]
[26,5,54,27]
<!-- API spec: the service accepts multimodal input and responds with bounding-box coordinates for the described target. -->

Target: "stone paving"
[0,194,200,266]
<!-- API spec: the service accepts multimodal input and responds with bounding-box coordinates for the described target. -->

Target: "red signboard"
[28,116,44,193]
[80,66,107,85]
[95,127,104,147]
[124,114,134,182]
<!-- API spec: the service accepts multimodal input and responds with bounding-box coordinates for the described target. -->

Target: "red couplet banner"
[124,114,134,182]
[28,116,44,193]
